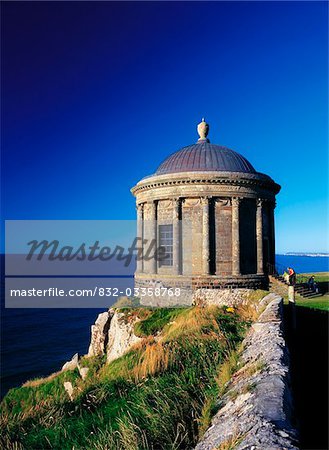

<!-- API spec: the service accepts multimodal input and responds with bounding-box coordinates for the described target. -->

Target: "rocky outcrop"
[77,365,89,380]
[107,311,142,363]
[195,294,299,450]
[86,308,142,364]
[88,310,112,357]
[62,353,79,371]
[63,381,74,401]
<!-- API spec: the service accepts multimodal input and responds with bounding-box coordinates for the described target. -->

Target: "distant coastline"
[279,252,329,258]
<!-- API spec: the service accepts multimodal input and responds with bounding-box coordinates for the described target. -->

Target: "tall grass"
[134,308,183,337]
[1,306,249,450]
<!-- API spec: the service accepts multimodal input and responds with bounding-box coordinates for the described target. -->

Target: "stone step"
[301,292,322,298]
[295,288,311,294]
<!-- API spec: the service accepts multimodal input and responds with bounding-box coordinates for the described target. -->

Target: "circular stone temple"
[131,119,281,291]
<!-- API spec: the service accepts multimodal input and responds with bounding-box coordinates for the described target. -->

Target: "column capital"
[231,197,242,207]
[256,198,264,208]
[216,198,230,207]
[201,196,210,206]
[136,204,144,222]
[173,198,180,220]
[148,200,157,219]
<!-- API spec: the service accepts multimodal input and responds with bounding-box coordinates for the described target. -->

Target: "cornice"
[131,171,281,196]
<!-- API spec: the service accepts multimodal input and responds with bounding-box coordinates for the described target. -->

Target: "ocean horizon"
[1,254,328,399]
[275,254,329,274]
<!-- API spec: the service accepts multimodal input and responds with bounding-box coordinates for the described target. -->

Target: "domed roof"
[155,119,256,176]
[156,141,256,175]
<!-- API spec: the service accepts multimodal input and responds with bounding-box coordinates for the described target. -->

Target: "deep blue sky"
[2,1,328,253]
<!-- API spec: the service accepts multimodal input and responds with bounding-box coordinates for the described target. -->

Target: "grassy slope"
[295,294,329,311]
[0,294,267,450]
[296,272,329,311]
[300,272,329,283]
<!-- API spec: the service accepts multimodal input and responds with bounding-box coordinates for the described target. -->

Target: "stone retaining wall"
[135,274,266,291]
[195,293,299,450]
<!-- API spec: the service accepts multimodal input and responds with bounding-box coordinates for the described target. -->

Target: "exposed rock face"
[78,366,89,380]
[87,310,112,357]
[195,294,299,450]
[107,311,142,363]
[63,381,74,401]
[87,308,142,364]
[62,353,79,371]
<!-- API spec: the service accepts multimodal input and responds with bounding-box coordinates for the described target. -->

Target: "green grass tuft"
[134,307,186,337]
[1,306,250,450]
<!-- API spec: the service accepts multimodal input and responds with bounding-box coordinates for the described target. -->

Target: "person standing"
[288,267,296,285]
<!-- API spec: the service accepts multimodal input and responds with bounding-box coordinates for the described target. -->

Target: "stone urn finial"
[197,118,209,142]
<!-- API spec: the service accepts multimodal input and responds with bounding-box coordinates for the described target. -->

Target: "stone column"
[202,197,210,275]
[231,197,241,276]
[270,200,276,268]
[144,201,157,274]
[173,198,180,275]
[136,203,144,273]
[150,201,157,274]
[256,199,264,275]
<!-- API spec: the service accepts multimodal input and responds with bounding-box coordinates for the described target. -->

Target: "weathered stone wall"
[192,288,259,307]
[195,293,299,450]
[135,274,265,293]
[215,200,232,275]
[182,198,203,275]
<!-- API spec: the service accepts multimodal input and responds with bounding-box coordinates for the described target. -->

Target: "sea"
[1,254,328,399]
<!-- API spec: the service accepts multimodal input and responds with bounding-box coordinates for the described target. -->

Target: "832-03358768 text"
[9,287,182,298]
